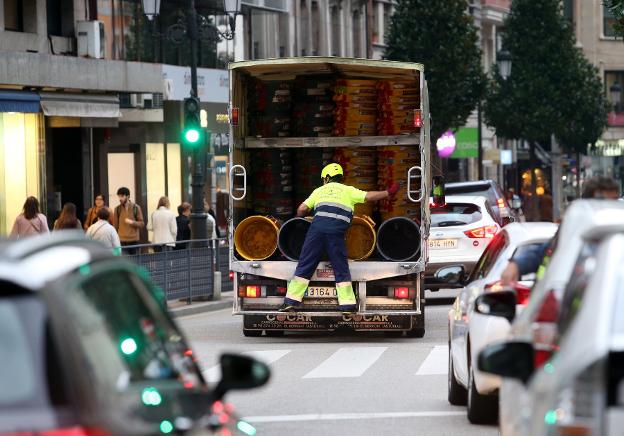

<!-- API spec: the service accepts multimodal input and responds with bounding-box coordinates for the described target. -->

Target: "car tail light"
[230,107,239,126]
[413,109,422,128]
[276,286,287,296]
[464,225,498,238]
[497,197,506,210]
[0,428,110,436]
[532,290,560,368]
[229,271,234,281]
[484,281,532,305]
[394,287,409,299]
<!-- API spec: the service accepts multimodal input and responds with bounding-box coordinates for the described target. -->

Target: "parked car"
[470,200,624,435]
[445,180,518,224]
[0,232,269,436]
[426,195,501,288]
[478,219,624,435]
[437,222,557,424]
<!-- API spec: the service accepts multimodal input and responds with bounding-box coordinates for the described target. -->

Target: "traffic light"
[183,96,202,147]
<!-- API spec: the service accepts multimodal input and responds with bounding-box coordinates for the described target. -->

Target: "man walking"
[113,187,145,255]
[280,163,398,313]
[175,202,192,250]
[86,208,121,249]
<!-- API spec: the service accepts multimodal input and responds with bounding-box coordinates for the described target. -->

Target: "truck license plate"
[305,287,337,298]
[428,239,458,249]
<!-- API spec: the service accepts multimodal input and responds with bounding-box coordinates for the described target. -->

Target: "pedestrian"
[113,187,145,255]
[279,163,399,313]
[10,196,49,239]
[53,202,83,231]
[151,196,177,252]
[86,208,121,249]
[83,194,113,230]
[204,198,220,239]
[500,175,620,284]
[175,202,192,250]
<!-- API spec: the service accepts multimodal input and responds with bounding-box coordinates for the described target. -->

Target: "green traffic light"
[120,337,138,355]
[184,128,200,144]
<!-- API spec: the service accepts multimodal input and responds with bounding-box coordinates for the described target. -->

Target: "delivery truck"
[228,57,431,337]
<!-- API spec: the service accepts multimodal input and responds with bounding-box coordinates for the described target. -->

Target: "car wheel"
[448,343,467,405]
[243,328,263,337]
[265,330,285,337]
[467,366,498,424]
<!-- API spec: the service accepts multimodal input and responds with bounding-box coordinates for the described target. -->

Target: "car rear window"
[0,294,67,409]
[431,203,482,227]
[445,184,499,206]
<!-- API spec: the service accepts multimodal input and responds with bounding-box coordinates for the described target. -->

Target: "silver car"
[474,200,624,435]
[440,222,557,424]
[478,217,624,435]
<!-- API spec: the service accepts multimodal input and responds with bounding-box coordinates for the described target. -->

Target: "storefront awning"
[0,91,40,113]
[39,93,121,118]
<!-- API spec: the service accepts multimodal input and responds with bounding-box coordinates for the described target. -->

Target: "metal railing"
[120,239,231,303]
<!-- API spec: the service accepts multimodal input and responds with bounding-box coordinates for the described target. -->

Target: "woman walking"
[10,196,49,238]
[151,196,177,252]
[84,194,112,230]
[53,202,82,231]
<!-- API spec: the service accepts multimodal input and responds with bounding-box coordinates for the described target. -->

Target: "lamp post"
[495,48,512,194]
[141,0,240,242]
[610,81,622,112]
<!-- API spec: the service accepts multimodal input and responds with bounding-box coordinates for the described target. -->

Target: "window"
[605,71,624,113]
[4,0,24,32]
[331,5,341,56]
[47,0,75,37]
[563,0,574,24]
[430,203,482,227]
[604,5,618,37]
[63,270,202,388]
[353,9,361,57]
[470,232,508,280]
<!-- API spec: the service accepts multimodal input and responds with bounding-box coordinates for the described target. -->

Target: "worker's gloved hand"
[387,183,400,196]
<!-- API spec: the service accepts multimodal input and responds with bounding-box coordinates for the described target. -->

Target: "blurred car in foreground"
[478,218,624,436]
[426,195,501,290]
[445,180,518,224]
[0,232,269,436]
[437,222,557,424]
[473,200,624,435]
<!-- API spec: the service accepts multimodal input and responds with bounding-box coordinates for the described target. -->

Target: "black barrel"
[278,217,311,261]
[376,217,421,261]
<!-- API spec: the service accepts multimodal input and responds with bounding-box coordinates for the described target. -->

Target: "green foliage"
[484,0,607,153]
[384,0,486,141]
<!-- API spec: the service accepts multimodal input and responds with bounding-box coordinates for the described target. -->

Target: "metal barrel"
[278,217,311,261]
[376,217,421,261]
[234,215,280,261]
[345,215,377,260]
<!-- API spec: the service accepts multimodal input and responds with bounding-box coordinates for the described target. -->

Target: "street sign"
[450,127,478,158]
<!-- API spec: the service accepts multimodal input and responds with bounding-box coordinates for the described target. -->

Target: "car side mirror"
[434,265,465,285]
[214,354,270,400]
[474,291,517,323]
[478,341,534,384]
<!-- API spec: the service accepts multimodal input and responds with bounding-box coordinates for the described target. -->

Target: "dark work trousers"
[294,227,351,282]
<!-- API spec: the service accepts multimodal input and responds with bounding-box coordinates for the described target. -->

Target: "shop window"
[0,113,43,235]
[604,5,618,38]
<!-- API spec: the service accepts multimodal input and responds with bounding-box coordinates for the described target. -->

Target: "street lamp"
[141,0,161,20]
[610,81,622,112]
[497,49,512,80]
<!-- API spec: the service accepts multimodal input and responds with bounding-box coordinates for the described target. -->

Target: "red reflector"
[464,225,498,238]
[184,349,193,357]
[394,287,409,299]
[230,107,239,126]
[276,286,287,295]
[246,285,261,298]
[238,286,246,298]
[413,109,422,128]
[229,271,234,281]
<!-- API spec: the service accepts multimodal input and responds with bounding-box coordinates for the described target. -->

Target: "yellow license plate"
[305,287,338,298]
[428,239,458,249]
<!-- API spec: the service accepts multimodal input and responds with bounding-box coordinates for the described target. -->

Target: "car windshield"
[0,293,68,409]
[63,269,203,391]
[431,203,482,227]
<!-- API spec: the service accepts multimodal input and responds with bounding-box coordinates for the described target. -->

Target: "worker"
[279,163,399,313]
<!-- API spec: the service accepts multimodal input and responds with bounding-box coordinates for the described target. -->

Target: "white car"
[478,217,624,436]
[438,222,557,424]
[426,195,501,289]
[473,200,624,435]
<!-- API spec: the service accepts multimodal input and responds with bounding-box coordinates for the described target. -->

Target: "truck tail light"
[229,271,234,281]
[413,109,422,128]
[464,225,498,238]
[230,107,239,126]
[276,286,287,296]
[239,285,261,298]
[394,287,409,299]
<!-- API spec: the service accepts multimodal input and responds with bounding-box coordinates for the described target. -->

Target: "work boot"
[339,304,357,314]
[278,298,301,312]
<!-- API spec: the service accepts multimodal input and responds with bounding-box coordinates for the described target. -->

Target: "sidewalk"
[168,292,234,318]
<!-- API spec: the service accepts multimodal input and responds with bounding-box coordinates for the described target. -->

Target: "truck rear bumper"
[241,312,420,331]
